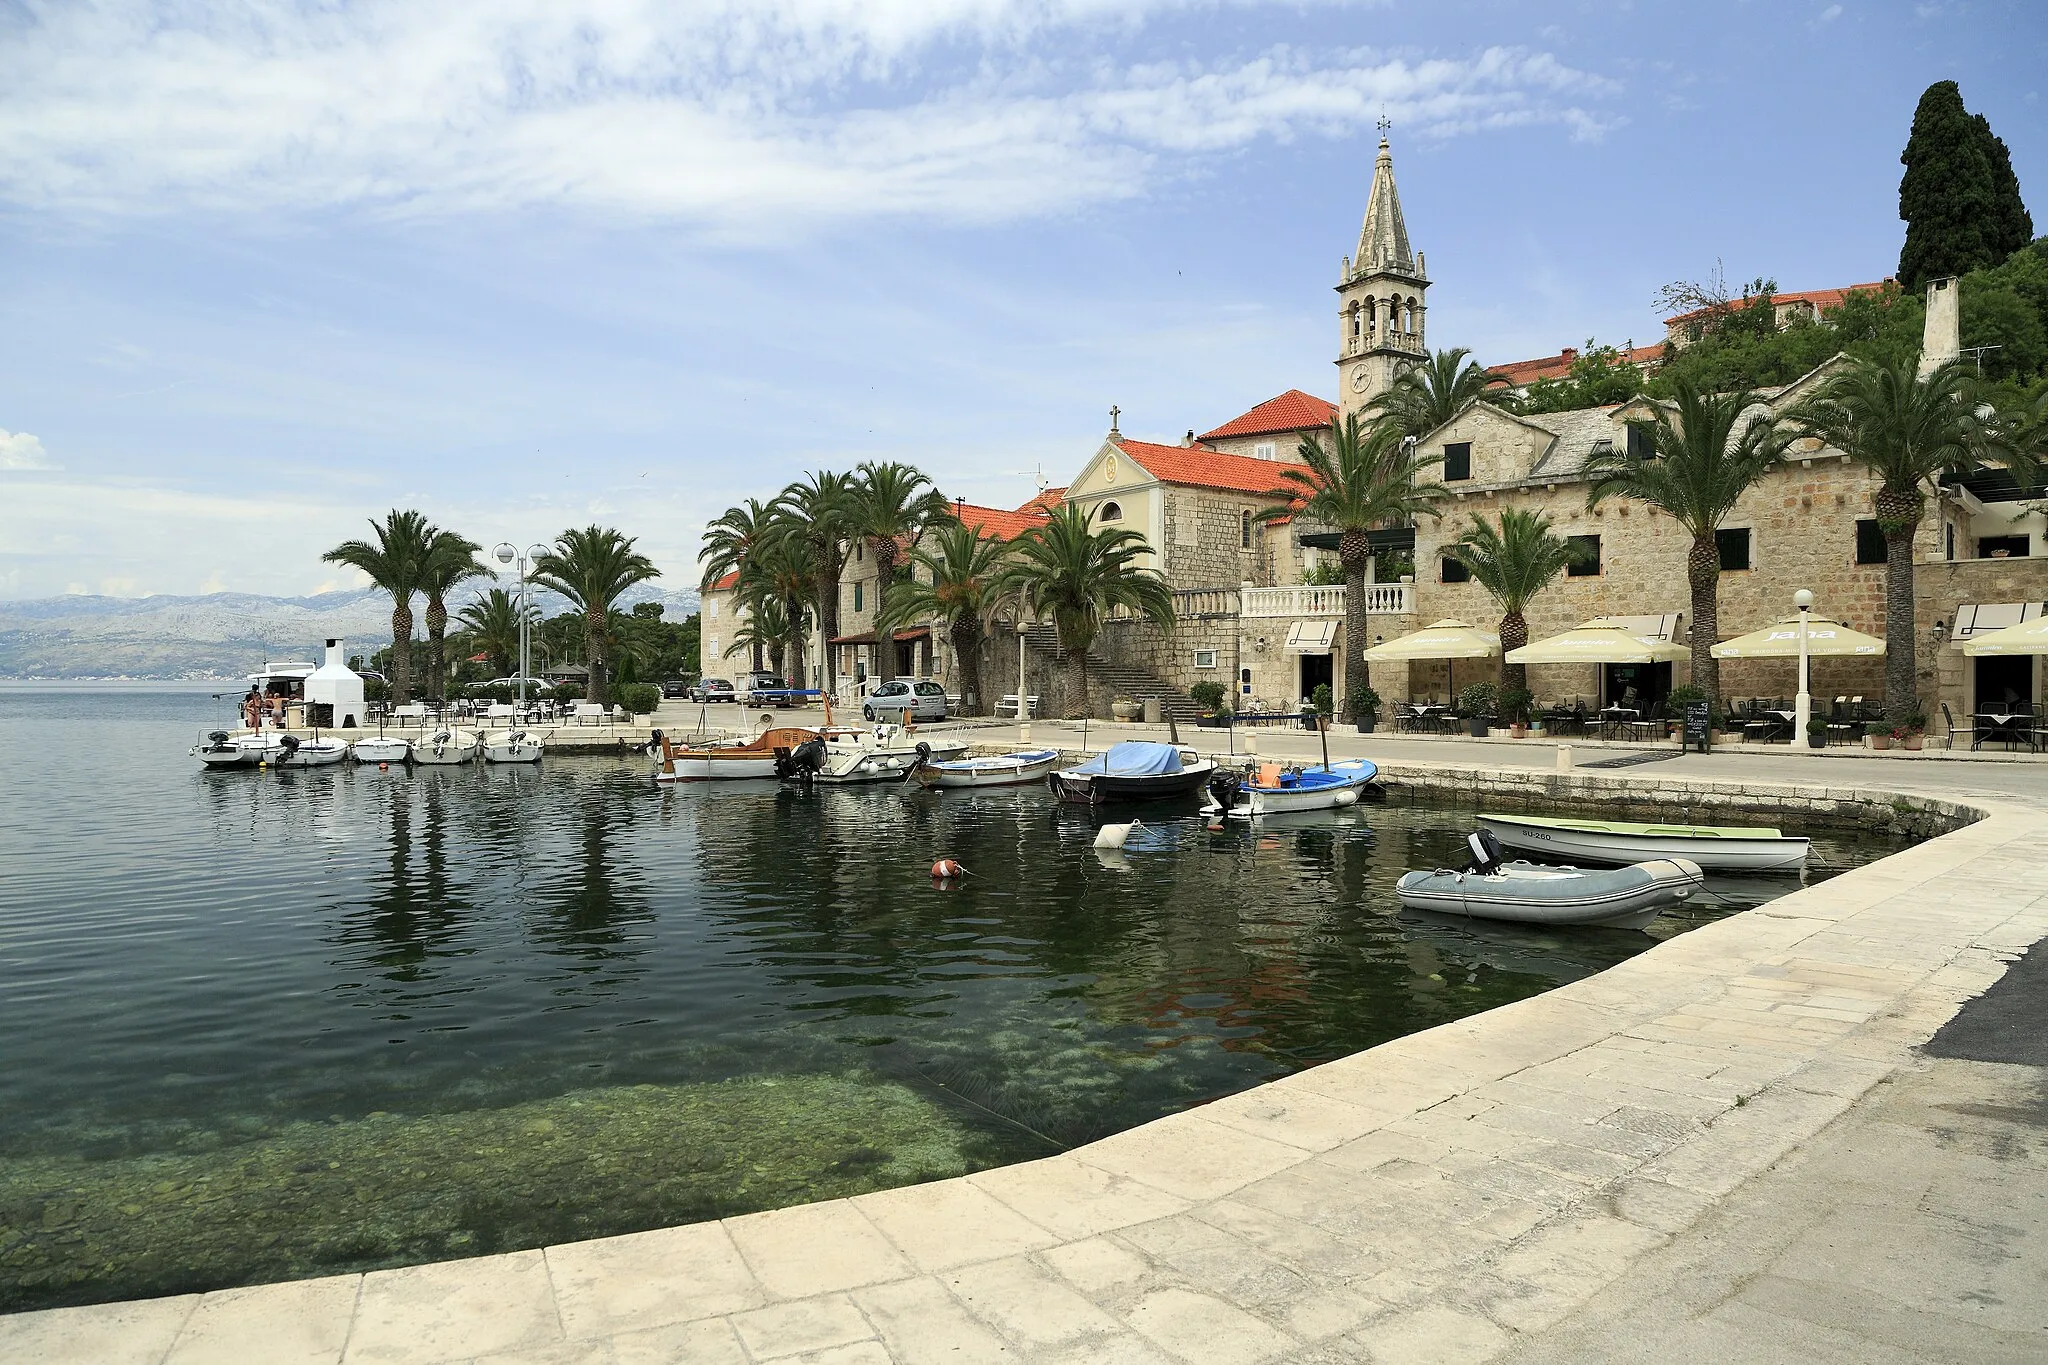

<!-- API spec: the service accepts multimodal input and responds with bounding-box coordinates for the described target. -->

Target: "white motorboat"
[1202,759,1378,818]
[191,730,289,768]
[272,734,350,768]
[412,728,480,765]
[482,729,544,764]
[1396,831,1701,930]
[802,726,971,785]
[1476,811,1809,872]
[909,747,1061,789]
[652,726,823,783]
[351,735,413,764]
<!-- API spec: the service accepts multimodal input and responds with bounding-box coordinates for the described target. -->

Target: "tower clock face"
[1350,366,1373,393]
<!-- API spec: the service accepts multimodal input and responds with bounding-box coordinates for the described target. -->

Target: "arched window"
[1099,501,1122,523]
[1240,509,1253,549]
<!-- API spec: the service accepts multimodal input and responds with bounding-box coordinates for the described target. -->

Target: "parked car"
[660,679,690,698]
[691,678,737,703]
[739,672,788,704]
[863,678,949,722]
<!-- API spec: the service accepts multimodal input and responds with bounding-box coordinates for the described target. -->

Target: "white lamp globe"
[1793,589,1814,611]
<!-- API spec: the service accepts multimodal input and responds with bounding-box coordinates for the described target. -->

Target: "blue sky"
[1,0,2042,600]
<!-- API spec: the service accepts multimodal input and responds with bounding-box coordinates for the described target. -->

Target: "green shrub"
[363,678,390,703]
[1456,681,1499,717]
[1348,684,1381,719]
[1188,680,1227,713]
[1499,686,1534,722]
[615,683,661,717]
[549,682,584,704]
[1310,683,1333,717]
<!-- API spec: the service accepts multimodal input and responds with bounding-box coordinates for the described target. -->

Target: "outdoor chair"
[1617,703,1664,744]
[1393,702,1420,733]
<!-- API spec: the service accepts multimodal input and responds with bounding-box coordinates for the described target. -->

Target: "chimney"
[1919,277,1960,377]
[1560,346,1578,363]
[325,638,344,669]
[1183,429,1196,447]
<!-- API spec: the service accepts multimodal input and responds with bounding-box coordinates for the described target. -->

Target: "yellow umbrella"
[1962,616,2048,656]
[1711,616,1885,658]
[1504,618,1688,665]
[1362,619,1499,662]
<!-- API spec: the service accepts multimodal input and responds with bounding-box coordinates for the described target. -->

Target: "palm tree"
[1442,509,1588,698]
[418,529,486,700]
[724,595,790,680]
[1794,357,2025,720]
[878,520,1013,715]
[1258,413,1448,718]
[739,534,816,686]
[323,509,432,705]
[533,526,661,704]
[845,462,952,684]
[1368,346,1507,437]
[1584,379,1796,711]
[457,587,535,679]
[1000,503,1174,718]
[701,498,776,671]
[774,471,858,694]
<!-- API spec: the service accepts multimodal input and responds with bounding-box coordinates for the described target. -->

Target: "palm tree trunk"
[1878,487,1923,723]
[425,594,448,701]
[390,603,415,706]
[1064,643,1089,719]
[872,541,898,685]
[951,617,984,715]
[585,607,609,704]
[1686,531,1721,709]
[783,594,806,687]
[1340,533,1371,722]
[1500,610,1529,696]
[815,566,840,694]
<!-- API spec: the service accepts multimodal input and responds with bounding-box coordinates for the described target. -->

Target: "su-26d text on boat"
[789,726,972,785]
[1048,742,1216,805]
[652,726,820,782]
[908,747,1062,789]
[1203,759,1378,819]
[1475,812,1810,872]
[1396,829,1702,930]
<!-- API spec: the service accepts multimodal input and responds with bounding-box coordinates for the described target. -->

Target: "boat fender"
[378,762,390,772]
[932,859,966,880]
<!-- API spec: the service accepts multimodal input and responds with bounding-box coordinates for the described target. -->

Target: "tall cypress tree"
[1899,81,2032,289]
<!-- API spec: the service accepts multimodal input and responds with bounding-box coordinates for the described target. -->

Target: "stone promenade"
[5,739,2046,1364]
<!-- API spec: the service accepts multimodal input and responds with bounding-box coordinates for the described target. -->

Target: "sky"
[1,0,2043,601]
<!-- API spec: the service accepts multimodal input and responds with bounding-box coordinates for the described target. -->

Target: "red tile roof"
[1019,486,1067,516]
[1489,344,1663,387]
[707,569,740,591]
[1197,390,1336,441]
[1115,438,1297,498]
[1662,281,1892,327]
[952,499,1051,541]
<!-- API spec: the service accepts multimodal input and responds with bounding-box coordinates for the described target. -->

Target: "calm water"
[0,685,1907,1310]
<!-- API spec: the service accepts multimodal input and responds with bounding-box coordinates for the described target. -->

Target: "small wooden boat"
[412,727,479,765]
[481,729,543,764]
[1048,742,1216,805]
[909,747,1061,789]
[1477,811,1808,872]
[1397,831,1701,930]
[652,726,820,783]
[1202,759,1377,818]
[351,735,413,764]
[806,726,970,784]
[272,734,350,768]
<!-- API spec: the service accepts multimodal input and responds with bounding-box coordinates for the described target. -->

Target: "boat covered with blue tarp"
[1048,742,1215,804]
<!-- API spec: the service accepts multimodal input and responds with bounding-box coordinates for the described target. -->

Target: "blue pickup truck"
[740,676,823,708]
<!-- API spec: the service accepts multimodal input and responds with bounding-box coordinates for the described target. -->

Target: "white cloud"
[0,2,1620,229]
[0,429,57,470]
[1811,4,1844,27]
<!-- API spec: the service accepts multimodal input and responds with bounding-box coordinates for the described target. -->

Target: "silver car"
[863,679,949,722]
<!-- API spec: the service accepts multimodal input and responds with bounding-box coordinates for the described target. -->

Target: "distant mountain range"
[0,585,701,679]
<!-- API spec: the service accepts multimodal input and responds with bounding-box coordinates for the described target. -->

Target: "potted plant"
[1806,716,1829,749]
[1189,681,1228,728]
[1457,682,1498,738]
[1350,684,1381,734]
[1897,715,1926,751]
[1310,683,1334,731]
[1112,695,1142,721]
[1865,720,1890,751]
[1500,686,1534,739]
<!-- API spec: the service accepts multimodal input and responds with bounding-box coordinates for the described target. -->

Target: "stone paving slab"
[5,771,2045,1365]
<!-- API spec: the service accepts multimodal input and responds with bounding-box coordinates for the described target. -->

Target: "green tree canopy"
[1000,503,1173,719]
[1899,80,2034,289]
[1369,347,1508,435]
[1517,342,1648,414]
[533,526,660,704]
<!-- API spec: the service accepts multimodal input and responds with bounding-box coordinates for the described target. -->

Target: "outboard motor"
[777,735,828,784]
[206,730,232,751]
[1206,769,1242,814]
[1461,827,1507,875]
[277,733,301,764]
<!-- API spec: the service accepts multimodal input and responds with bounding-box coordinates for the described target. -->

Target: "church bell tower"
[1336,133,1428,422]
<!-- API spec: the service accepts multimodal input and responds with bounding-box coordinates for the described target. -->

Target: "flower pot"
[1466,717,1488,738]
[1355,719,1376,734]
[1112,701,1141,721]
[1808,733,1825,749]
[1510,724,1527,739]
[1904,735,1923,751]
[1869,735,1890,751]
[1197,713,1225,728]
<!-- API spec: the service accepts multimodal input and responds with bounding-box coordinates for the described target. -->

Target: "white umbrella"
[1362,619,1499,661]
[1962,616,2048,656]
[1504,619,1688,665]
[1711,616,1884,658]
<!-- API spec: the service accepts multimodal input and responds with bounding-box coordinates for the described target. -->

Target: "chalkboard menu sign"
[1683,699,1711,753]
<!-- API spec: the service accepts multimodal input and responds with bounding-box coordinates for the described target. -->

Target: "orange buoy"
[378,762,390,771]
[931,859,965,880]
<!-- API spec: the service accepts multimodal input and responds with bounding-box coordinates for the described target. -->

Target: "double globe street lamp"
[494,542,553,710]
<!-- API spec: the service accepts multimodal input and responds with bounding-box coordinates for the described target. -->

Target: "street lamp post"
[1793,588,1814,745]
[494,542,552,711]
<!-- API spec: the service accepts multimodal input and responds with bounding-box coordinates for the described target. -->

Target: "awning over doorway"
[1284,620,1338,653]
[1951,602,2045,644]
[1602,613,1685,645]
[1963,614,2048,656]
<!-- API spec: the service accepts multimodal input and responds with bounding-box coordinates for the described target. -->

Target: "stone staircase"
[1020,624,1202,723]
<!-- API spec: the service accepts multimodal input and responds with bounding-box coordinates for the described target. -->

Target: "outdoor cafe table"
[1597,705,1639,739]
[1974,712,2039,752]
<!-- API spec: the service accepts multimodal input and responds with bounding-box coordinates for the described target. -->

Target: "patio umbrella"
[1503,619,1688,665]
[1361,619,1499,661]
[1710,616,1885,658]
[1962,616,2048,656]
